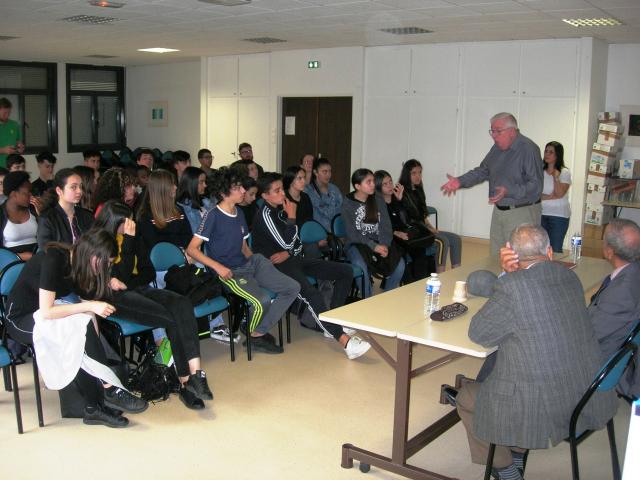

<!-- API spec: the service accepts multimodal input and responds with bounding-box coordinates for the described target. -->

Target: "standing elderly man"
[441,113,543,254]
[457,224,617,480]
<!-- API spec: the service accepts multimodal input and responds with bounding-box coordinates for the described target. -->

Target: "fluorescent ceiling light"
[562,18,622,27]
[137,47,180,53]
[89,1,125,8]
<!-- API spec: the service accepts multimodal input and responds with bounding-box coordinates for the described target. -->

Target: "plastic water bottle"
[571,232,582,262]
[424,273,442,316]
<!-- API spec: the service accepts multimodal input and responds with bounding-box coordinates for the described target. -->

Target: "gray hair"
[490,112,518,128]
[509,223,550,259]
[604,218,640,263]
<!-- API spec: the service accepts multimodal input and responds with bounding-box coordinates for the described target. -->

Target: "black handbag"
[164,263,222,306]
[353,242,403,279]
[397,221,434,250]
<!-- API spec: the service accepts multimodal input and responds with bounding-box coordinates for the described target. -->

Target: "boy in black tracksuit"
[252,172,370,360]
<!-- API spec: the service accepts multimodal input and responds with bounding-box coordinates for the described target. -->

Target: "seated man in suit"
[457,224,617,480]
[588,218,640,399]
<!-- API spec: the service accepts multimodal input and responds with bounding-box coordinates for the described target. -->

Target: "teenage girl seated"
[0,171,38,260]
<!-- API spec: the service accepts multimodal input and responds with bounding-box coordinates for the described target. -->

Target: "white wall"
[126,61,201,156]
[605,43,640,224]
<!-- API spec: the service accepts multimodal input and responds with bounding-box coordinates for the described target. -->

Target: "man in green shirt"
[0,98,25,168]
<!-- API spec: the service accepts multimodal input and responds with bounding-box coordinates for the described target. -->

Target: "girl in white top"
[541,141,571,253]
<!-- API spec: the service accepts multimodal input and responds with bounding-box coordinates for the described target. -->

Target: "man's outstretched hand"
[441,174,460,196]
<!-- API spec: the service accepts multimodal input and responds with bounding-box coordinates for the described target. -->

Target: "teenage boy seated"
[252,172,371,360]
[31,151,56,197]
[6,154,26,172]
[186,167,299,354]
[83,149,101,172]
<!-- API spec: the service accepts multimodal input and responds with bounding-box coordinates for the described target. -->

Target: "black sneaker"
[179,387,205,410]
[83,404,129,428]
[185,370,213,401]
[104,387,149,414]
[248,335,284,354]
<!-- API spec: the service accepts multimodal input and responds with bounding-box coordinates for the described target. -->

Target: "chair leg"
[228,311,235,362]
[245,304,252,362]
[522,450,530,474]
[10,362,23,434]
[31,354,44,427]
[484,443,496,480]
[569,436,580,480]
[3,365,11,392]
[278,318,283,348]
[606,419,621,480]
[286,311,291,344]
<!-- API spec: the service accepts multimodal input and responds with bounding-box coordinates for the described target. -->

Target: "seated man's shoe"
[83,404,129,428]
[179,387,205,410]
[440,385,458,407]
[185,370,213,401]
[344,336,371,360]
[104,387,149,414]
[248,334,284,354]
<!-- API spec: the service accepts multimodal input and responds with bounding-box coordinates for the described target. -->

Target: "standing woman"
[399,159,461,273]
[0,171,38,260]
[136,169,193,251]
[37,168,94,249]
[304,157,344,232]
[341,168,405,298]
[94,201,213,409]
[5,229,147,428]
[177,166,211,233]
[541,141,571,253]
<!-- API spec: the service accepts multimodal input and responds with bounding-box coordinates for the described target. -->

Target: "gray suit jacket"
[589,261,640,398]
[470,261,617,449]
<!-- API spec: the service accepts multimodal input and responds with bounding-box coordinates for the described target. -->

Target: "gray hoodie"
[341,192,393,249]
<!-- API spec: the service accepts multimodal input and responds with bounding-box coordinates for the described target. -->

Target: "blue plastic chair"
[103,315,155,364]
[427,205,438,230]
[300,220,327,245]
[330,214,366,298]
[0,344,23,433]
[484,342,637,480]
[0,261,43,429]
[0,248,19,272]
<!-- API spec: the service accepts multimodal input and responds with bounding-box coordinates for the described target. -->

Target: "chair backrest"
[0,248,20,273]
[622,319,640,348]
[300,221,327,244]
[0,261,25,297]
[150,242,186,272]
[255,198,264,209]
[331,214,346,238]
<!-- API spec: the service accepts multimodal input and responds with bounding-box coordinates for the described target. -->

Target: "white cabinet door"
[365,47,411,97]
[410,44,460,97]
[519,40,578,98]
[207,56,239,98]
[458,97,518,238]
[238,96,270,166]
[462,43,521,98]
[207,97,238,167]
[238,53,270,97]
[362,96,410,173]
[408,96,459,232]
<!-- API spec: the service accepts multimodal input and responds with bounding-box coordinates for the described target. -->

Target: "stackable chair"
[0,342,23,433]
[0,261,44,429]
[484,342,637,480]
[149,242,233,355]
[330,214,367,299]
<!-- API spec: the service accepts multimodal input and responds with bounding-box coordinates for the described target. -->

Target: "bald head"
[510,224,551,262]
[604,218,640,264]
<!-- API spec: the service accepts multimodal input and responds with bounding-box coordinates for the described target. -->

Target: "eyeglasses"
[489,127,513,136]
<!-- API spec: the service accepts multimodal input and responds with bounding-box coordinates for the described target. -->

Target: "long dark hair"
[374,170,392,193]
[398,159,427,221]
[71,228,118,300]
[40,168,80,213]
[93,200,132,236]
[176,166,205,210]
[544,141,565,172]
[399,159,423,192]
[283,165,304,192]
[310,157,331,194]
[72,165,97,211]
[351,168,378,224]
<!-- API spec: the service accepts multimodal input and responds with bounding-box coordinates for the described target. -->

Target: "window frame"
[0,60,58,154]
[66,63,126,152]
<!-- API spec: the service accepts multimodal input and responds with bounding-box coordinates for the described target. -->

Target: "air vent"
[562,18,622,27]
[0,36,19,41]
[61,15,121,24]
[243,37,286,44]
[84,54,118,58]
[379,27,433,35]
[198,0,251,6]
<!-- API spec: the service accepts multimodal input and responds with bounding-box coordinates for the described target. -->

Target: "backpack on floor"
[128,346,180,402]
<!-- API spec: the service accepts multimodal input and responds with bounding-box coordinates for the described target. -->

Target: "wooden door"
[281,96,352,193]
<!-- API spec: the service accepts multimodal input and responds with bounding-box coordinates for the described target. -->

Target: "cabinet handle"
[522,91,526,95]
[404,90,408,94]
[512,90,516,94]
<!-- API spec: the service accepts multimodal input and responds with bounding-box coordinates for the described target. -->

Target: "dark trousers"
[276,257,353,341]
[6,310,106,407]
[111,287,200,377]
[541,215,570,253]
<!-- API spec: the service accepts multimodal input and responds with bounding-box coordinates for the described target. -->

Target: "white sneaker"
[344,336,371,360]
[210,325,239,344]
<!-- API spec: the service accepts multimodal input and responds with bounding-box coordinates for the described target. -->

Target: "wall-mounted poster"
[621,105,640,146]
[148,101,168,127]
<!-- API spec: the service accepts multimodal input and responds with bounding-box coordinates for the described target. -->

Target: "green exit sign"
[308,60,320,69]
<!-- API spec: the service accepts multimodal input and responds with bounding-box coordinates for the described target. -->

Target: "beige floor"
[0,238,630,480]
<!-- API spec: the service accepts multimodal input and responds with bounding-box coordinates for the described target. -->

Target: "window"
[66,64,125,152]
[0,61,58,154]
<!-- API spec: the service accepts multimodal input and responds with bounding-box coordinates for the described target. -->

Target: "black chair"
[484,342,636,480]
